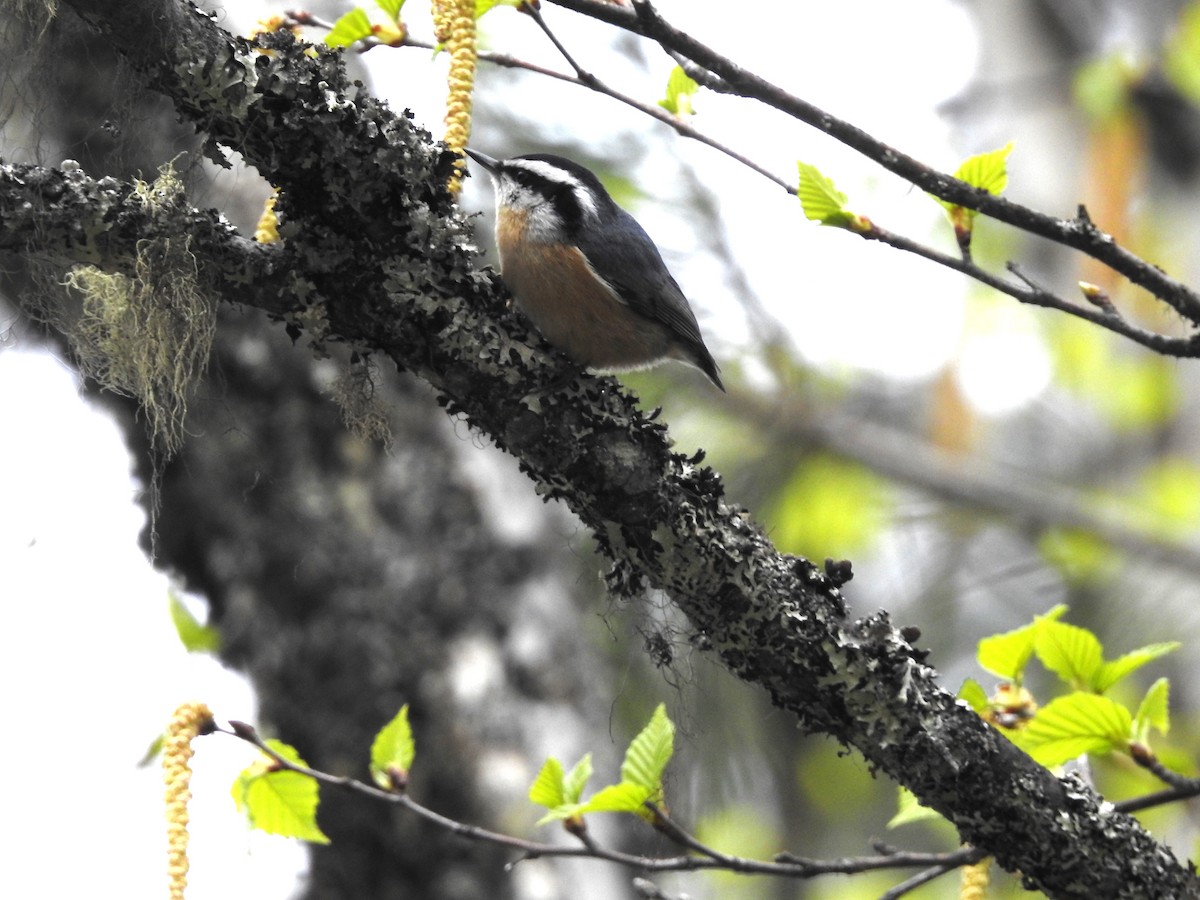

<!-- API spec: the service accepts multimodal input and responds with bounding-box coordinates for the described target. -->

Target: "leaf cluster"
[961,605,1177,768]
[892,607,1179,832]
[530,703,674,827]
[230,702,676,844]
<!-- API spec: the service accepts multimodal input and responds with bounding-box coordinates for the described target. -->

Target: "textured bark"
[3,0,1197,896]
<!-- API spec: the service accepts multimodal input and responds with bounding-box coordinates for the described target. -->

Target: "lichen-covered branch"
[5,1,1194,896]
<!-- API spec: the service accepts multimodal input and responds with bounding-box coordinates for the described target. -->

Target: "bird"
[465,149,724,391]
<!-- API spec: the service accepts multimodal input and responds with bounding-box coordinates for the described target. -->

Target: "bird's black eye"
[506,166,586,234]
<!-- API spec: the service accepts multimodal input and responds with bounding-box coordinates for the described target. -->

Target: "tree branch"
[306,3,1200,352]
[0,162,284,310]
[546,0,1200,333]
[224,721,986,888]
[860,223,1199,356]
[7,2,1195,896]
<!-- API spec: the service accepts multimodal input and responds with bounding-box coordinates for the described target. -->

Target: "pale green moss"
[62,164,216,458]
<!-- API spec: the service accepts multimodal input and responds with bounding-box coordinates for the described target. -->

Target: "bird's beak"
[464,148,499,173]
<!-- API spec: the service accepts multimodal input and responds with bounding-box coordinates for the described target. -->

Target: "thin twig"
[644,802,720,858]
[225,716,1198,881]
[1128,745,1200,792]
[221,720,991,881]
[773,845,985,876]
[1115,781,1200,815]
[475,9,1200,354]
[522,2,595,85]
[859,225,1199,357]
[521,1,1200,354]
[416,41,789,190]
[293,4,1200,353]
[506,7,792,192]
[878,861,963,900]
[665,50,736,94]
[546,0,1200,326]
[286,8,791,192]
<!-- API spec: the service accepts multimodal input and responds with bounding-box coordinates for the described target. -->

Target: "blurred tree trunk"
[150,310,552,899]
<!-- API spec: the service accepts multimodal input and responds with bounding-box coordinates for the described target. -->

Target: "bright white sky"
[0,349,306,897]
[0,2,1033,897]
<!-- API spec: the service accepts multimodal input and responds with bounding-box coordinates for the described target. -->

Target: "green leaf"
[535,802,585,826]
[888,787,944,829]
[531,754,594,824]
[935,142,1013,215]
[168,591,220,654]
[620,704,674,792]
[953,142,1013,197]
[1094,643,1180,693]
[137,733,164,768]
[536,711,671,825]
[957,678,990,714]
[239,771,330,844]
[1016,693,1131,767]
[325,8,374,48]
[529,757,565,810]
[375,0,406,22]
[562,754,593,805]
[1133,678,1170,743]
[476,0,526,17]
[796,162,864,230]
[976,604,1067,682]
[529,754,593,817]
[935,143,1013,244]
[232,740,329,844]
[1035,619,1103,690]
[577,781,653,814]
[369,705,415,791]
[538,781,653,825]
[658,65,699,116]
[233,739,307,797]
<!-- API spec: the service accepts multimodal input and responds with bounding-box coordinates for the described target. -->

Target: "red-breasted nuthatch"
[465,150,724,391]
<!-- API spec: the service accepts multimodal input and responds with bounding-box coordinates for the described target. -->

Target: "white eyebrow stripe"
[507,159,599,221]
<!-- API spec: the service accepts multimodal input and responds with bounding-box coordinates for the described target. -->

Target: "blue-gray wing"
[574,209,707,349]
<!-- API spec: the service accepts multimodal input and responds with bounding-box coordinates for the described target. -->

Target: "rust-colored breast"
[495,214,672,370]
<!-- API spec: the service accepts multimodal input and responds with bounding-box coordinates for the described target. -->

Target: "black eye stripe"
[503,165,590,234]
[509,165,569,196]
